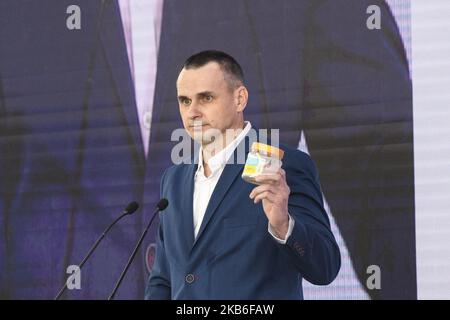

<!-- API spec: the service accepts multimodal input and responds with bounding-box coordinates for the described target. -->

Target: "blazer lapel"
[98,1,145,168]
[181,163,197,253]
[191,135,252,250]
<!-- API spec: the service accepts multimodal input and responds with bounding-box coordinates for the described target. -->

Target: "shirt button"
[143,111,152,130]
[185,274,195,284]
[185,273,195,284]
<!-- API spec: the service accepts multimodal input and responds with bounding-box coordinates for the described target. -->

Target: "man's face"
[176,62,246,145]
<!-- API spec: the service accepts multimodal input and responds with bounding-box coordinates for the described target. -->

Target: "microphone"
[54,201,140,300]
[108,199,169,300]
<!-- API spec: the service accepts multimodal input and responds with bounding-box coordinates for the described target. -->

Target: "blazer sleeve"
[145,169,171,300]
[278,149,341,285]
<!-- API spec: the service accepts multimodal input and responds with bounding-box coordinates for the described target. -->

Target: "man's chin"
[189,128,221,142]
[193,136,215,146]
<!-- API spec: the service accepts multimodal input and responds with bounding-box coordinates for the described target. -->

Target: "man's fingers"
[253,190,276,204]
[249,184,275,199]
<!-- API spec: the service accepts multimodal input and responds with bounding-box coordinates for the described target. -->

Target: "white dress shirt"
[193,122,294,243]
[118,0,164,157]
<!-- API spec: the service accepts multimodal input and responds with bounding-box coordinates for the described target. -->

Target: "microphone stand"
[108,202,166,300]
[55,202,138,300]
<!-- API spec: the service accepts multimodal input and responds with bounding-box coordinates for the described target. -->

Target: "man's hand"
[249,169,291,239]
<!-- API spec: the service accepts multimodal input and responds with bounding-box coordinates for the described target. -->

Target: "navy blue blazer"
[145,138,341,299]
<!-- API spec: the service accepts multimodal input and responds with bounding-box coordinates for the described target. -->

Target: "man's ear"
[236,86,248,112]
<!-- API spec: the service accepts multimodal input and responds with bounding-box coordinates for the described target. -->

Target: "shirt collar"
[196,121,252,177]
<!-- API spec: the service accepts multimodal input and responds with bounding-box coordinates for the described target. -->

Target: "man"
[0,0,414,299]
[145,51,341,299]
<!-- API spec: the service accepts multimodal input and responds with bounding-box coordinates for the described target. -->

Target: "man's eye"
[203,95,213,102]
[181,98,191,106]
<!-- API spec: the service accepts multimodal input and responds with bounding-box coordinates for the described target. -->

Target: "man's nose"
[187,102,202,119]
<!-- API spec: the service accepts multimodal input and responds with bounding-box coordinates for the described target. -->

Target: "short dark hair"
[182,50,244,88]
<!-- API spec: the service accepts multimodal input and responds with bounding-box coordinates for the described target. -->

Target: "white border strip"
[412,0,450,299]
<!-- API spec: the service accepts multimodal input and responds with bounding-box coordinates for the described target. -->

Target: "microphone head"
[124,201,139,215]
[157,198,169,211]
